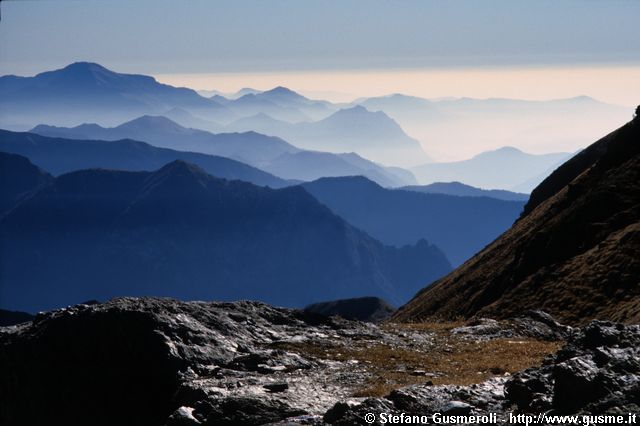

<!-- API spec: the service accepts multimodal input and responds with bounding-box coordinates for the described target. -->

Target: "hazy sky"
[1,0,639,104]
[156,65,640,106]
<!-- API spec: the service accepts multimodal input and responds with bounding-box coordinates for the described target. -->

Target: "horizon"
[2,0,639,106]
[3,59,638,108]
[1,0,637,160]
[2,60,635,161]
[154,64,639,107]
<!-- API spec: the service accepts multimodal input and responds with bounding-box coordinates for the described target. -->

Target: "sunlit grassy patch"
[271,322,561,397]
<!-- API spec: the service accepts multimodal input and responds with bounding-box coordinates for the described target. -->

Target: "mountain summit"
[0,62,225,128]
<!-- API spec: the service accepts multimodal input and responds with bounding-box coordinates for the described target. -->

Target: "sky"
[1,0,639,105]
[155,65,640,106]
[0,0,638,162]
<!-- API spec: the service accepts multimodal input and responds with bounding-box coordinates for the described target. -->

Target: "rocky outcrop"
[450,310,572,341]
[1,298,638,425]
[394,117,640,325]
[327,321,640,424]
[0,298,411,426]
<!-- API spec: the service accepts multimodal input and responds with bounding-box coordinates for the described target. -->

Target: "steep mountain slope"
[0,161,451,312]
[0,152,53,216]
[401,182,529,202]
[411,147,571,191]
[32,115,301,166]
[0,62,231,128]
[302,176,525,266]
[394,117,640,325]
[0,129,288,188]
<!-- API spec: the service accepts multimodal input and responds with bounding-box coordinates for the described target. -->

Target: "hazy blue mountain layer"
[411,147,572,192]
[0,129,289,188]
[401,181,529,201]
[302,176,525,266]
[0,159,451,312]
[32,116,417,187]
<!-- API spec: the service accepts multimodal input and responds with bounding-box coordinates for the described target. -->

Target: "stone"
[2,298,639,426]
[440,400,472,415]
[166,407,200,426]
[263,382,289,393]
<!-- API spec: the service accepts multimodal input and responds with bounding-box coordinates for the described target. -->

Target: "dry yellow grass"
[272,322,561,397]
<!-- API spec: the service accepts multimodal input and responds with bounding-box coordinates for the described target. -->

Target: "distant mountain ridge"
[301,176,525,266]
[357,93,630,165]
[1,61,621,184]
[226,105,431,167]
[0,129,289,188]
[0,158,451,312]
[226,86,334,122]
[31,116,301,167]
[31,116,418,187]
[0,62,231,128]
[401,182,529,202]
[411,147,572,192]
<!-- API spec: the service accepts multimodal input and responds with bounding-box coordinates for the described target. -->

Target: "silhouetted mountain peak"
[61,61,112,75]
[311,175,383,190]
[139,160,216,196]
[117,115,188,133]
[328,105,395,123]
[472,146,524,159]
[37,61,156,88]
[262,86,304,99]
[152,160,213,182]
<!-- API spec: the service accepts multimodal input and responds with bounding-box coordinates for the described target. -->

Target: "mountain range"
[31,116,301,167]
[358,93,630,163]
[0,63,429,168]
[224,105,431,167]
[401,182,529,202]
[394,116,640,325]
[0,62,230,128]
[2,61,618,179]
[301,176,525,266]
[0,155,452,312]
[411,146,572,192]
[0,129,288,188]
[30,116,418,187]
[222,86,335,122]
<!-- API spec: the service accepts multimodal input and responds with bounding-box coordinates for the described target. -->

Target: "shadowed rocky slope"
[394,117,640,325]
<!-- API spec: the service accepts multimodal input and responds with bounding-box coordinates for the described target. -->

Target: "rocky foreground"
[0,298,638,425]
